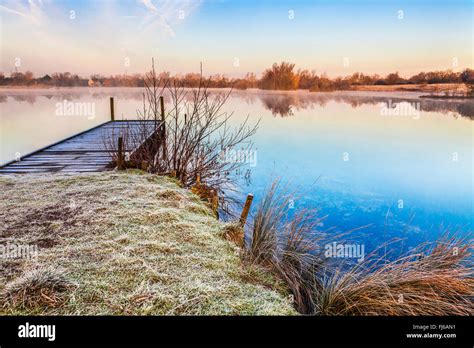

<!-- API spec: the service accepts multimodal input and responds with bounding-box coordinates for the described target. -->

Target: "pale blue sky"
[0,0,472,77]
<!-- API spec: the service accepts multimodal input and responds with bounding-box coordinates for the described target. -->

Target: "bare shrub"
[106,60,259,211]
[162,79,258,190]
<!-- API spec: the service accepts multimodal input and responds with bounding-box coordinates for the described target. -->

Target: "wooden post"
[240,194,254,226]
[196,174,201,187]
[141,160,148,171]
[160,96,167,161]
[117,136,124,170]
[160,96,165,122]
[211,190,219,212]
[184,113,187,124]
[110,97,115,121]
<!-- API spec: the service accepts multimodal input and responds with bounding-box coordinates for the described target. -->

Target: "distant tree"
[348,72,362,86]
[24,71,34,81]
[181,72,201,87]
[309,73,335,92]
[460,68,474,96]
[0,65,471,90]
[233,73,257,90]
[297,69,319,89]
[408,72,427,84]
[260,62,299,90]
[460,69,474,84]
[385,72,405,85]
[11,71,34,86]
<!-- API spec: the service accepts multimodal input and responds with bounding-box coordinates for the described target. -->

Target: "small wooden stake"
[160,96,167,161]
[110,97,115,121]
[160,96,165,122]
[141,160,148,171]
[240,194,254,226]
[196,174,201,187]
[210,189,218,211]
[117,136,124,170]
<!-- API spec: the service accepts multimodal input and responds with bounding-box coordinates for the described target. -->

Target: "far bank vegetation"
[2,63,473,95]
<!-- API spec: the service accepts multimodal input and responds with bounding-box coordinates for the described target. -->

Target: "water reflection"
[247,91,474,118]
[2,88,472,118]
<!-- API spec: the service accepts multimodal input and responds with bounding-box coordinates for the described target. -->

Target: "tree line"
[1,62,473,90]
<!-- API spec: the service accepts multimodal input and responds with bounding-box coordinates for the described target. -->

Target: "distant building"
[39,74,52,84]
[88,78,102,87]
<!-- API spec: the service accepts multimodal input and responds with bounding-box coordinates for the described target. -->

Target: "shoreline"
[0,82,469,95]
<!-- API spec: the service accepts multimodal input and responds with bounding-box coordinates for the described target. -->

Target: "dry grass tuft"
[244,181,328,313]
[314,238,473,316]
[220,222,244,247]
[246,182,281,265]
[1,267,77,310]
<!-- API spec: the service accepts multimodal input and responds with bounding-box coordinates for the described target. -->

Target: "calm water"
[1,87,472,254]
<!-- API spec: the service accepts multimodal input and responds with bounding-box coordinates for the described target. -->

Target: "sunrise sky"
[0,0,472,78]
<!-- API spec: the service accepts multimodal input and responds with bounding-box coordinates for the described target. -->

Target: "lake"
[1,87,472,256]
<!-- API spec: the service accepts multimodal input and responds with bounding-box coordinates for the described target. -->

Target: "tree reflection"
[1,89,473,119]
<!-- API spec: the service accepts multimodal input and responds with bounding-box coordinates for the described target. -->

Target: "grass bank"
[351,83,467,93]
[0,171,295,315]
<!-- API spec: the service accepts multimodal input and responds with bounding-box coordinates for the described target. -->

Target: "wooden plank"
[7,168,64,171]
[18,158,111,162]
[0,120,162,174]
[9,162,109,167]
[0,169,57,173]
[21,157,111,161]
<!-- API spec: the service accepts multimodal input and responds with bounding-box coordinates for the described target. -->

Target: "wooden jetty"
[0,98,164,174]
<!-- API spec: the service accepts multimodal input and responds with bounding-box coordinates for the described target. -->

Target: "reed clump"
[313,238,473,316]
[243,181,328,313]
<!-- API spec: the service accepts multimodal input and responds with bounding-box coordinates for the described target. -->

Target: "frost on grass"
[1,267,77,310]
[0,172,295,315]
